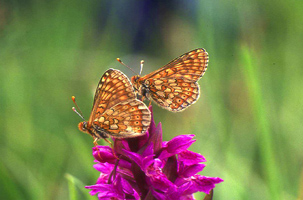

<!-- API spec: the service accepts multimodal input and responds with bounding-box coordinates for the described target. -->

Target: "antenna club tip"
[141,60,144,63]
[72,96,75,101]
[72,107,76,111]
[117,58,121,62]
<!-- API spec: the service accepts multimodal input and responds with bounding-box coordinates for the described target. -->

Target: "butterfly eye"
[82,122,87,130]
[78,122,87,132]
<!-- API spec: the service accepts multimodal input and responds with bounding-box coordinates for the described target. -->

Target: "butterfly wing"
[88,69,150,138]
[140,48,208,82]
[92,99,151,138]
[89,69,135,123]
[147,78,200,112]
[136,48,208,112]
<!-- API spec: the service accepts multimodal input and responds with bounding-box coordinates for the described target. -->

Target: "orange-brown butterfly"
[72,69,151,146]
[131,48,209,112]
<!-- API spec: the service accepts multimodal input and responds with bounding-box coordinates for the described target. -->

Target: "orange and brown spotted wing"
[147,78,200,112]
[92,99,151,138]
[88,68,150,138]
[135,48,208,112]
[140,48,208,82]
[89,69,136,124]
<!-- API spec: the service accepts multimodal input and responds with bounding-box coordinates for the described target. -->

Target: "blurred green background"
[1,0,303,199]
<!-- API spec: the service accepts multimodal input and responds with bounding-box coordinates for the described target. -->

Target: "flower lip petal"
[93,162,114,173]
[178,164,206,178]
[159,135,196,159]
[166,134,195,153]
[179,150,207,165]
[85,183,122,198]
[150,173,175,192]
[183,175,224,195]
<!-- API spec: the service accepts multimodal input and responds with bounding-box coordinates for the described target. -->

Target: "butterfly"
[131,48,209,112]
[74,69,151,145]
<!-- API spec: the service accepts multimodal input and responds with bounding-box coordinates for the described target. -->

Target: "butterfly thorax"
[131,75,141,91]
[78,121,108,139]
[131,75,151,100]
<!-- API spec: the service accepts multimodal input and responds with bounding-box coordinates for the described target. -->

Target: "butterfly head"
[131,75,141,89]
[72,97,91,134]
[78,121,89,133]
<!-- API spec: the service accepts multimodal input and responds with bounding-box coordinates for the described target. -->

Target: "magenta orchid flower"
[85,106,223,200]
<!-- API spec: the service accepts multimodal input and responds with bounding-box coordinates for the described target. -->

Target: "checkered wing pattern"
[86,69,150,138]
[132,48,208,112]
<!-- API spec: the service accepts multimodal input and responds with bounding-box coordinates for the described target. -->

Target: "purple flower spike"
[85,106,223,199]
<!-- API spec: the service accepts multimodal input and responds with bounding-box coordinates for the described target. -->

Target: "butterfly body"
[78,121,108,139]
[131,48,208,112]
[131,75,150,100]
[77,69,151,142]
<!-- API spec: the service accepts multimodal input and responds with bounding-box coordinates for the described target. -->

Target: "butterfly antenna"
[116,58,138,76]
[71,96,85,121]
[140,60,144,76]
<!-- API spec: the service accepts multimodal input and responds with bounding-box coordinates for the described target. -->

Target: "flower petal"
[178,164,206,178]
[93,162,114,173]
[166,135,195,153]
[142,142,154,157]
[194,176,223,194]
[182,175,224,195]
[162,156,178,182]
[93,146,116,164]
[85,183,122,198]
[150,174,175,192]
[159,135,196,159]
[120,177,140,199]
[96,174,110,184]
[145,158,164,177]
[178,150,207,165]
[149,122,163,153]
[122,149,143,169]
[114,139,130,156]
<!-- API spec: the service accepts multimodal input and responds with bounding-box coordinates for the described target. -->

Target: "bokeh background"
[1,0,303,199]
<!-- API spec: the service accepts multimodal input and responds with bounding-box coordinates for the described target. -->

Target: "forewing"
[89,69,135,124]
[141,48,208,82]
[92,99,151,138]
[148,78,200,112]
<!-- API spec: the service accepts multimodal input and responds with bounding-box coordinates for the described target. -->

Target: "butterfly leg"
[93,138,99,146]
[93,137,105,162]
[103,138,119,160]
